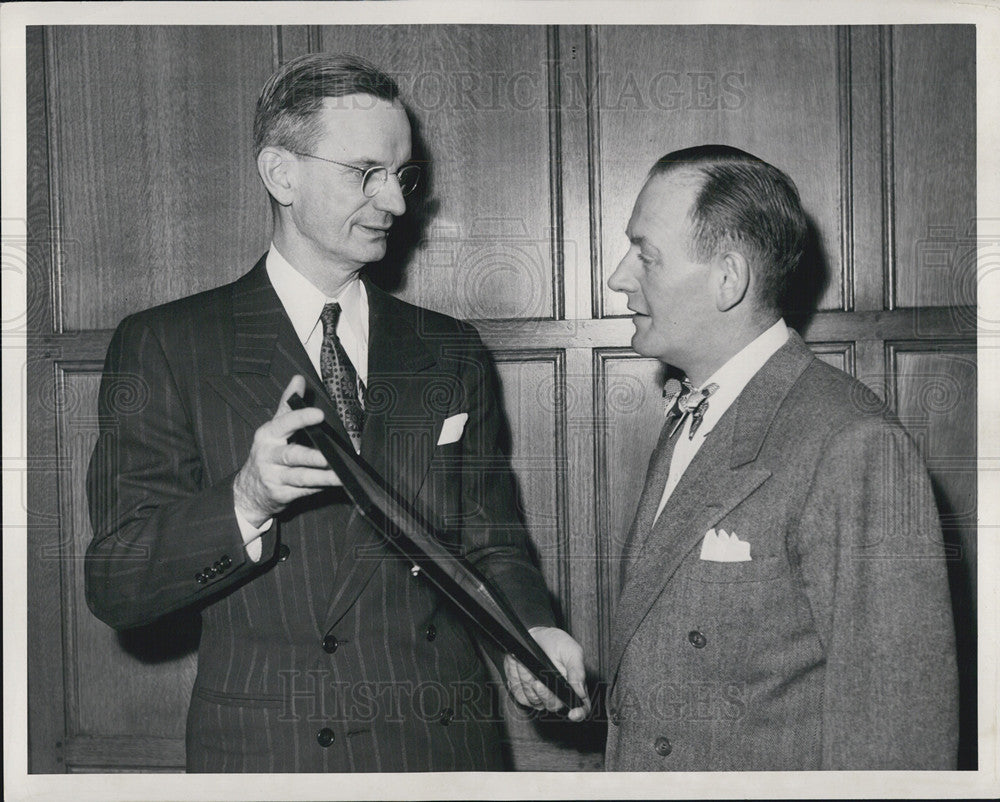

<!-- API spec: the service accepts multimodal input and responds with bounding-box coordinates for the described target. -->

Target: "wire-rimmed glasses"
[291,152,421,197]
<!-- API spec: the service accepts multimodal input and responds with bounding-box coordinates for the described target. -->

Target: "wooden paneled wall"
[26,24,977,773]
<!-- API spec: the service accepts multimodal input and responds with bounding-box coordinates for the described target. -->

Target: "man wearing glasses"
[85,53,586,773]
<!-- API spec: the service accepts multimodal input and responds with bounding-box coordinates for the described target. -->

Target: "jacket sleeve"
[793,418,959,769]
[453,328,557,633]
[85,314,277,630]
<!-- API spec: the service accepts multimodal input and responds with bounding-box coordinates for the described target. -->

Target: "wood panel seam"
[52,360,81,740]
[880,26,897,311]
[590,346,645,677]
[271,26,281,69]
[546,26,566,321]
[586,26,603,320]
[838,26,854,313]
[42,29,63,335]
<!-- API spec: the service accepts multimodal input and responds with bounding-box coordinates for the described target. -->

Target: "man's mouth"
[357,223,390,235]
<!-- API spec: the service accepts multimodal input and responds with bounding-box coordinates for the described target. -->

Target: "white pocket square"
[436,412,468,445]
[699,528,751,562]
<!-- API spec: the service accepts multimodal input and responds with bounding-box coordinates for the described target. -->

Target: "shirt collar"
[265,243,367,345]
[684,318,789,437]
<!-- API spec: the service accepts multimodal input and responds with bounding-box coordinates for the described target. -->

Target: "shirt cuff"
[235,506,273,563]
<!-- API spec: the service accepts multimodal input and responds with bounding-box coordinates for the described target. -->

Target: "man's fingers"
[270,375,324,435]
[508,659,542,707]
[282,467,341,488]
[503,657,532,707]
[531,681,563,712]
[281,443,332,469]
[505,654,589,718]
[277,375,307,414]
[508,682,531,707]
[269,405,325,440]
[512,662,548,708]
[560,648,590,716]
[569,675,590,710]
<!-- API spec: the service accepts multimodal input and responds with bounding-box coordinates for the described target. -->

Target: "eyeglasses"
[291,152,421,198]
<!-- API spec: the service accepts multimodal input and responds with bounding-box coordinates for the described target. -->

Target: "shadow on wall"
[783,214,830,335]
[931,476,978,771]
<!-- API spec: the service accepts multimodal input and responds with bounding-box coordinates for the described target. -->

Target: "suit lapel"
[608,331,817,686]
[322,277,439,628]
[617,414,682,593]
[359,277,437,477]
[205,256,347,445]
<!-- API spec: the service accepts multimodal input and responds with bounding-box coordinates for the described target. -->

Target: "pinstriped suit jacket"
[85,257,556,772]
[605,332,958,770]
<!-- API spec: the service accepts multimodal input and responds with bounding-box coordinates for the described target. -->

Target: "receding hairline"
[638,167,709,234]
[305,94,410,128]
[314,93,407,111]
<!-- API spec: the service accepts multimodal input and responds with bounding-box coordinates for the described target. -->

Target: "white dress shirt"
[652,319,789,525]
[266,245,369,386]
[236,244,370,560]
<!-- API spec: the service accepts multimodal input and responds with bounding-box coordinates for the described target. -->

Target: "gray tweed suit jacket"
[85,257,556,772]
[605,331,958,770]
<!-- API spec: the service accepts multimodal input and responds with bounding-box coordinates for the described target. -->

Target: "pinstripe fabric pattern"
[85,257,555,772]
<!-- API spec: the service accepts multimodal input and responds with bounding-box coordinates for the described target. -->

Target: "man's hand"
[233,375,340,527]
[503,626,590,722]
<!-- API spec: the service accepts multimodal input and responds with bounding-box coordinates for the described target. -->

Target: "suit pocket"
[687,555,786,583]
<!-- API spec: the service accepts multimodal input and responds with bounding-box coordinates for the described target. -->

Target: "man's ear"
[713,250,750,312]
[257,147,295,207]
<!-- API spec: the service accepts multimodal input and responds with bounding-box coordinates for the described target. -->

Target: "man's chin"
[630,319,650,352]
[352,240,388,265]
[630,332,650,356]
[630,330,666,361]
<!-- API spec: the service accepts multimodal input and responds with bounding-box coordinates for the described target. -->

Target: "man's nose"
[607,253,635,293]
[372,174,407,217]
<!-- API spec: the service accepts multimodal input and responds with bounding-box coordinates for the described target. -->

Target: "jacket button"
[425,624,437,642]
[610,709,622,727]
[688,630,707,648]
[440,708,454,726]
[653,736,672,756]
[322,635,339,653]
[220,555,232,569]
[212,560,224,573]
[278,544,290,562]
[195,572,208,584]
[316,728,335,747]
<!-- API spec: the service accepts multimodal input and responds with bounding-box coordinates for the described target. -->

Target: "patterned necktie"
[662,378,719,440]
[319,302,365,452]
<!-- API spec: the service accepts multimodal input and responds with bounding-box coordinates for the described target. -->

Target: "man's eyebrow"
[344,156,412,169]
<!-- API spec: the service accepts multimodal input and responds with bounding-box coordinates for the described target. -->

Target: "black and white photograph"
[3,1,997,799]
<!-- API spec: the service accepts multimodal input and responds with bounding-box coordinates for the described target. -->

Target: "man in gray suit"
[605,144,958,770]
[86,53,586,772]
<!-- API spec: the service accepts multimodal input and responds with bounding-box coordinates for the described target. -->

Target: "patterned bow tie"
[662,378,719,439]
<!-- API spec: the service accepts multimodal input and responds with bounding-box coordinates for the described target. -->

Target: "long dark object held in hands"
[287,393,584,713]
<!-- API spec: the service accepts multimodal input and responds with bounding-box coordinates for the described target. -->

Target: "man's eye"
[638,253,653,265]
